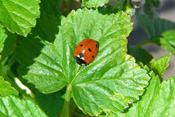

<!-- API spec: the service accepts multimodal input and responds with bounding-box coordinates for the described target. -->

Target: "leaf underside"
[137,14,175,39]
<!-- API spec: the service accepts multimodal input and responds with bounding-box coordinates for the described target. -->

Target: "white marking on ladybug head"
[82,50,85,53]
[81,63,85,66]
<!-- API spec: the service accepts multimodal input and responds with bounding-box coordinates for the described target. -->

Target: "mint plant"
[0,0,175,117]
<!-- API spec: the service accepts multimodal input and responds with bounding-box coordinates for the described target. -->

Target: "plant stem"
[0,66,34,100]
[60,85,72,117]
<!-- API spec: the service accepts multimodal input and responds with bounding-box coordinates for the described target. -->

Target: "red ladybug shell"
[74,39,99,65]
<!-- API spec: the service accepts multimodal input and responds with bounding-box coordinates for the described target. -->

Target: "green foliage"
[104,56,175,116]
[137,14,175,39]
[154,30,175,55]
[35,90,64,117]
[106,73,175,117]
[0,26,7,60]
[128,46,153,64]
[0,31,17,63]
[0,0,175,116]
[17,8,150,116]
[137,15,175,55]
[82,0,108,8]
[147,54,170,78]
[0,0,40,37]
[0,76,18,96]
[0,95,47,116]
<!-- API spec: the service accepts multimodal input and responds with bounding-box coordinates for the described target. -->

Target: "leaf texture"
[0,96,47,116]
[0,0,40,36]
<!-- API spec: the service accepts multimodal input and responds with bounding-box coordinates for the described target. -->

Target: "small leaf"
[0,26,7,60]
[0,76,18,96]
[127,46,153,64]
[151,30,175,55]
[137,14,175,39]
[0,95,47,116]
[82,0,108,8]
[115,71,175,117]
[18,8,150,116]
[161,30,175,48]
[147,54,170,78]
[0,0,40,36]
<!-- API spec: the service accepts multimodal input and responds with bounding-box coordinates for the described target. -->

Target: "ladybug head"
[74,55,88,66]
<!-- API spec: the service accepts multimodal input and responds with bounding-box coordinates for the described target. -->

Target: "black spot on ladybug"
[92,55,94,58]
[80,44,83,47]
[96,43,99,48]
[88,48,92,52]
[79,53,84,58]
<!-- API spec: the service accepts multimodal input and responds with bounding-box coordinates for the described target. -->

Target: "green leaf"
[17,0,61,92]
[0,76,18,96]
[40,0,61,17]
[115,72,175,117]
[109,0,123,6]
[127,46,153,64]
[32,15,60,42]
[137,14,175,39]
[0,0,40,37]
[32,0,61,42]
[35,90,64,117]
[0,26,7,60]
[0,31,17,63]
[151,30,175,55]
[147,54,170,78]
[0,95,47,116]
[18,9,150,116]
[82,0,108,8]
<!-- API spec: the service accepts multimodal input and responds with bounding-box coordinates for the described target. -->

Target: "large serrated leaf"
[137,14,175,39]
[0,0,40,36]
[0,95,47,116]
[0,76,18,96]
[82,0,108,8]
[18,9,150,116]
[0,26,7,60]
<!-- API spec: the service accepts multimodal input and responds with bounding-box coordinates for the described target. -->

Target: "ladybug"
[74,39,99,66]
